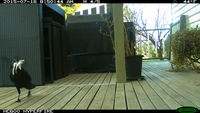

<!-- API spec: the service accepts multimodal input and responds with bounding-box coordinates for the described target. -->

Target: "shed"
[0,4,68,86]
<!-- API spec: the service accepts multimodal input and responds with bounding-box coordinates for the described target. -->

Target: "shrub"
[172,27,200,71]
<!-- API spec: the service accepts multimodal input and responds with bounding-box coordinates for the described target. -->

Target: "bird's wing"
[18,68,32,82]
[12,63,17,75]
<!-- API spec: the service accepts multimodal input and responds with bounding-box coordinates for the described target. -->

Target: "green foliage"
[148,42,157,57]
[172,27,200,71]
[58,4,81,19]
[123,5,134,22]
[136,40,156,58]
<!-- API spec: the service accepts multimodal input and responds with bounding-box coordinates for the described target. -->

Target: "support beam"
[112,4,127,83]
[169,24,172,61]
[180,15,189,32]
[138,28,170,31]
[147,32,150,57]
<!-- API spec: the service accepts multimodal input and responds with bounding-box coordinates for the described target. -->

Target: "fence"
[65,4,135,73]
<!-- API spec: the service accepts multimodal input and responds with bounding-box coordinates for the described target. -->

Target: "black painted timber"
[0,4,67,86]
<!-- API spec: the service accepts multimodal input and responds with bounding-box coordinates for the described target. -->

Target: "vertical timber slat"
[100,5,105,15]
[91,7,96,14]
[83,10,88,15]
[75,12,80,15]
[107,4,112,14]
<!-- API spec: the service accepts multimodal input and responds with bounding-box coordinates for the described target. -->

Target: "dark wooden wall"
[0,4,44,86]
[0,4,67,86]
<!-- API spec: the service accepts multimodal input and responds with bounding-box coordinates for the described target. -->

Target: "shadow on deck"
[1,61,200,110]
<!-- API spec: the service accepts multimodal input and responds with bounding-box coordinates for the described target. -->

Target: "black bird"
[9,59,35,102]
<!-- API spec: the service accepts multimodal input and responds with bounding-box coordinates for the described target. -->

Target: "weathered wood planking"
[88,74,111,109]
[101,84,116,109]
[138,80,170,109]
[75,74,105,109]
[114,83,126,110]
[16,87,58,109]
[1,61,200,110]
[2,88,43,109]
[146,72,198,107]
[143,73,181,109]
[124,82,141,110]
[132,81,155,109]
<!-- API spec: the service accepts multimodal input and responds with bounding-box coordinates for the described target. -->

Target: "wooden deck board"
[51,86,81,109]
[62,86,92,110]
[114,83,126,110]
[143,73,182,109]
[15,87,57,109]
[145,71,198,108]
[132,81,155,109]
[3,87,44,109]
[0,88,29,106]
[1,61,200,110]
[124,82,141,110]
[27,87,67,109]
[101,84,116,109]
[75,74,104,110]
[75,85,100,110]
[146,71,200,108]
[138,80,170,109]
[88,85,109,110]
[38,87,72,109]
[110,73,116,84]
[153,69,200,101]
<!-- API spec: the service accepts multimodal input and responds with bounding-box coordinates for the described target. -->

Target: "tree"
[123,5,134,22]
[58,4,81,19]
[133,8,169,59]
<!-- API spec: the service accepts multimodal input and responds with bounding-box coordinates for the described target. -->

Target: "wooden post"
[83,9,88,15]
[180,15,189,32]
[107,4,112,14]
[112,4,127,83]
[163,39,165,58]
[75,12,80,15]
[155,34,158,57]
[91,7,96,14]
[147,32,150,57]
[169,24,172,61]
[100,5,105,15]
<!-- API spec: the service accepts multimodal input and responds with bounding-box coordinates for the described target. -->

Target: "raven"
[9,59,35,102]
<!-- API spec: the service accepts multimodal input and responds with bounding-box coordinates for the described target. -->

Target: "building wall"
[171,4,200,32]
[0,4,44,86]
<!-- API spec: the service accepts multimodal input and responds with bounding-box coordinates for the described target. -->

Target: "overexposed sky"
[77,3,107,14]
[76,4,172,29]
[127,4,172,29]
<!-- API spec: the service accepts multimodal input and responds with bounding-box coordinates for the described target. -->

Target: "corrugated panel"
[173,4,197,20]
[0,4,43,86]
[172,4,200,28]
[172,4,187,14]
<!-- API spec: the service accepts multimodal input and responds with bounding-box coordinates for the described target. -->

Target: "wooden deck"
[1,61,200,110]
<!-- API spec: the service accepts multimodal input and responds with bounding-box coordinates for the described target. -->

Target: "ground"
[0,61,200,110]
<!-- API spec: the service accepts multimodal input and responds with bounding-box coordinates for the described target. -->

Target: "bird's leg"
[16,88,21,102]
[28,89,31,97]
